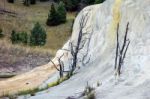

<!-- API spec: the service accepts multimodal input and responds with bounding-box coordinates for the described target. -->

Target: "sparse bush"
[86,92,96,99]
[30,22,46,46]
[82,83,96,99]
[11,30,28,44]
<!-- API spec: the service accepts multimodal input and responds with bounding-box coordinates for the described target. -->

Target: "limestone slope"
[28,0,150,99]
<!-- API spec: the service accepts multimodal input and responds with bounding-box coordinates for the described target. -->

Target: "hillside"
[0,0,75,75]
[0,0,75,50]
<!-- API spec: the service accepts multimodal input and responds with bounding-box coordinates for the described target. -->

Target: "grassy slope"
[0,0,75,51]
[0,1,75,74]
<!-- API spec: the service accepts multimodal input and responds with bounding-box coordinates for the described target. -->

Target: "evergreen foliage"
[57,1,67,23]
[11,30,28,44]
[46,2,66,26]
[30,22,46,46]
[46,3,60,26]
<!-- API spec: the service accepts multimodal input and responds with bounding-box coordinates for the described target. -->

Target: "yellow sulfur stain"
[107,0,122,43]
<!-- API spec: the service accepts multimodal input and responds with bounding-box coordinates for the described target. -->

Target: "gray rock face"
[28,0,150,99]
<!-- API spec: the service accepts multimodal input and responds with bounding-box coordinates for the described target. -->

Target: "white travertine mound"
[28,0,150,99]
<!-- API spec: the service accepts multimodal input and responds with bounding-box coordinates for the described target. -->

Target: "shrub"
[19,32,28,44]
[11,30,18,44]
[0,29,4,38]
[82,83,96,99]
[11,30,28,44]
[30,22,46,46]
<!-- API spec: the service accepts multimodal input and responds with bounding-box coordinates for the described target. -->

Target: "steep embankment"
[28,0,150,99]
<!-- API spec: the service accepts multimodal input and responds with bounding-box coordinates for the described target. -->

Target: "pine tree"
[46,3,60,26]
[57,1,67,23]
[30,22,46,46]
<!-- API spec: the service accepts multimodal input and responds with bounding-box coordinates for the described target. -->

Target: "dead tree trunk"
[68,13,89,76]
[50,54,69,78]
[115,22,130,76]
[51,13,90,78]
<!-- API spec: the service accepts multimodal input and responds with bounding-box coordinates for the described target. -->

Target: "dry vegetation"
[0,38,53,74]
[0,1,75,74]
[0,0,75,50]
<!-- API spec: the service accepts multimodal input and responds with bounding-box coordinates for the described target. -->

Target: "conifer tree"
[30,22,46,46]
[46,3,60,26]
[57,1,67,23]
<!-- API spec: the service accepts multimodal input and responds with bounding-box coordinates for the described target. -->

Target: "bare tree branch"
[115,22,130,76]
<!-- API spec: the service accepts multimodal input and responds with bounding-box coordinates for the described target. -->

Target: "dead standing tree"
[50,13,90,78]
[68,13,90,77]
[115,22,130,76]
[50,54,69,78]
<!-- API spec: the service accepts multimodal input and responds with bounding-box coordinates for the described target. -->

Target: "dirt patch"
[0,39,52,75]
